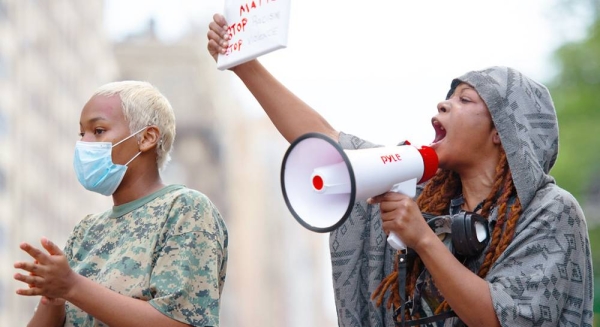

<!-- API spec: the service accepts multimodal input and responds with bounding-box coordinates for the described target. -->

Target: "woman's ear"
[139,126,160,152]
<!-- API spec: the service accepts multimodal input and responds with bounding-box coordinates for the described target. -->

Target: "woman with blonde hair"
[14,81,228,327]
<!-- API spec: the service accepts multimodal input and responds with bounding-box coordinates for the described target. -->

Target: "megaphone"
[280,132,439,250]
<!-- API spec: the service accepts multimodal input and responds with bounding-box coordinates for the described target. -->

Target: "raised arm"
[207,14,338,143]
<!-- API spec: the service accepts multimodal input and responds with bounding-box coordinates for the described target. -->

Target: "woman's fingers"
[379,197,413,216]
[41,237,63,256]
[207,17,230,60]
[14,272,44,296]
[19,243,49,264]
[14,272,39,285]
[368,191,410,204]
[213,13,227,27]
[207,29,225,44]
[207,31,228,53]
[208,21,227,37]
[15,286,41,296]
[14,260,42,274]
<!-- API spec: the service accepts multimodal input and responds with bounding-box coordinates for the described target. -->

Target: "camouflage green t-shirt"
[63,184,228,326]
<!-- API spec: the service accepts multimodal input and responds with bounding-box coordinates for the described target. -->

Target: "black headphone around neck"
[424,211,490,258]
[450,211,490,257]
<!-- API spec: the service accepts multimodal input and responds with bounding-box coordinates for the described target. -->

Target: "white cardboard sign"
[217,0,291,70]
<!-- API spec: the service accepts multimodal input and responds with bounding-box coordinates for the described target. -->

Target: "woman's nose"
[437,101,450,113]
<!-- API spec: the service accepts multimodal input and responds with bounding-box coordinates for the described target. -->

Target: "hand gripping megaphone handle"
[385,179,418,250]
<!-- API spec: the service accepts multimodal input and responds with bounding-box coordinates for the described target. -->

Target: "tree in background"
[547,0,600,210]
[546,0,600,318]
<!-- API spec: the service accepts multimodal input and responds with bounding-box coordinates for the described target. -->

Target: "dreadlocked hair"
[435,151,522,314]
[371,169,461,320]
[372,150,523,322]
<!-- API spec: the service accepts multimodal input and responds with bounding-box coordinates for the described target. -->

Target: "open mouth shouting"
[431,118,446,145]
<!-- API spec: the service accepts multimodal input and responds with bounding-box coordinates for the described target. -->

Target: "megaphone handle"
[385,180,417,251]
[387,232,406,250]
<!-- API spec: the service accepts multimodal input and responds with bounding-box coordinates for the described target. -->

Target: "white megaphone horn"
[280,132,439,250]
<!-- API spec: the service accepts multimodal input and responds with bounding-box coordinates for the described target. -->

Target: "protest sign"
[217,0,291,70]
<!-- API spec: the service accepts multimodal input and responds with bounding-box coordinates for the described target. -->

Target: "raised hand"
[14,237,79,301]
[207,13,229,62]
[27,259,66,306]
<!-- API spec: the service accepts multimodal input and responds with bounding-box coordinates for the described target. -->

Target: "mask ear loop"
[114,126,147,166]
[124,151,142,166]
[112,126,148,148]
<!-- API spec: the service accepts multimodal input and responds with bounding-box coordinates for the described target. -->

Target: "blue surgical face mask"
[73,127,146,196]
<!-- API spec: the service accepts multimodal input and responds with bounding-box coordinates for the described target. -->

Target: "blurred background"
[0,0,598,326]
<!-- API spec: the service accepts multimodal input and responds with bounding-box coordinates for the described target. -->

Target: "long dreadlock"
[371,150,523,323]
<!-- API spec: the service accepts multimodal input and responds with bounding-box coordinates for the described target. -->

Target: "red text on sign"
[225,39,243,55]
[240,0,277,16]
[227,18,248,40]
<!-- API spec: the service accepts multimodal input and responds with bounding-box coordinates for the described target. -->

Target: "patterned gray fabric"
[449,67,558,210]
[329,66,593,327]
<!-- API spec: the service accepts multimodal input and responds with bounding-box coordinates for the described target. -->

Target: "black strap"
[402,310,457,326]
[394,252,409,326]
[393,251,458,326]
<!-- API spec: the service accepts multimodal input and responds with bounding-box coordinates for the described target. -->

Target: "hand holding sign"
[213,0,291,70]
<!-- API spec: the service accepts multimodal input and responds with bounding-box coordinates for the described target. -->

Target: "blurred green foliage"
[546,3,600,321]
[548,19,600,202]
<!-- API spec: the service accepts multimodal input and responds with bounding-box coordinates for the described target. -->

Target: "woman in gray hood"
[208,14,593,327]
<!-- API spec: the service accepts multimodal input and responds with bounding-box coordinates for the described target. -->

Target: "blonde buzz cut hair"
[93,81,176,170]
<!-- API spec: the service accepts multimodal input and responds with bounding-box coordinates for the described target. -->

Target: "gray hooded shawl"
[330,66,593,326]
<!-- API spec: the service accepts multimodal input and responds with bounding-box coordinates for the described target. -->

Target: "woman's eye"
[78,132,84,137]
[460,97,471,103]
[94,128,105,135]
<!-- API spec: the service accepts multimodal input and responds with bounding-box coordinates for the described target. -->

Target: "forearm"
[65,274,188,327]
[27,301,65,327]
[232,60,338,142]
[414,237,500,327]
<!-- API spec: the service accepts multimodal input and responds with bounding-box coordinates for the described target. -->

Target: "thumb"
[41,296,66,306]
[41,237,63,256]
